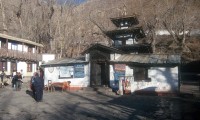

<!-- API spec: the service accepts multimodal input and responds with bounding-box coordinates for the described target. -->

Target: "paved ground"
[0,81,200,120]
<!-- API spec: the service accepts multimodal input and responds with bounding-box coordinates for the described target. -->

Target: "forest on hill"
[0,0,200,62]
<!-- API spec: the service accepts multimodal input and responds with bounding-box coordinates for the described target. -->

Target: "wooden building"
[0,33,43,77]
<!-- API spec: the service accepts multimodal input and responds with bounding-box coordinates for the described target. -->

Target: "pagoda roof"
[104,26,145,39]
[110,15,139,27]
[115,44,152,53]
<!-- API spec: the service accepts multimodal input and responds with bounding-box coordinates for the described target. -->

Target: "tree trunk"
[0,0,7,33]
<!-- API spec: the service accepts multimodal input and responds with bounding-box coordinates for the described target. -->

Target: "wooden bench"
[50,81,71,92]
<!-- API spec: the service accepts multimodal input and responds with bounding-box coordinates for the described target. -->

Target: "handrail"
[0,48,42,61]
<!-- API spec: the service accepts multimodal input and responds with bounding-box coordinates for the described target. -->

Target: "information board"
[74,64,85,78]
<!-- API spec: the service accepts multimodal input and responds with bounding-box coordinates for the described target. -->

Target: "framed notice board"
[74,64,85,78]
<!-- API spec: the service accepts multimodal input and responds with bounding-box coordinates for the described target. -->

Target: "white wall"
[85,54,89,61]
[5,62,36,77]
[109,65,114,81]
[6,62,11,75]
[42,54,55,63]
[131,67,179,92]
[109,65,179,93]
[17,62,26,73]
[44,64,90,88]
[126,38,133,45]
[17,62,37,77]
[32,63,37,73]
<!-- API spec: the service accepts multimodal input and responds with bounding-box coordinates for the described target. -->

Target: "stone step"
[79,87,117,96]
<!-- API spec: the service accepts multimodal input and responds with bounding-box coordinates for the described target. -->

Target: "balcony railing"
[0,48,42,62]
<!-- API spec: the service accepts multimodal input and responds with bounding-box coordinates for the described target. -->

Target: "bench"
[47,81,71,92]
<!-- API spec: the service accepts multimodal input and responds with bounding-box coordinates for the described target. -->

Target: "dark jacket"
[12,75,18,84]
[33,76,43,88]
[1,72,6,80]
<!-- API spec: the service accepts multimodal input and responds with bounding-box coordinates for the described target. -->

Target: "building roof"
[111,54,181,65]
[110,15,139,27]
[82,43,125,54]
[0,33,43,47]
[115,44,152,53]
[41,57,88,67]
[104,27,145,39]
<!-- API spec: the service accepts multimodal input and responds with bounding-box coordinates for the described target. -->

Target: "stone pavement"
[0,82,200,120]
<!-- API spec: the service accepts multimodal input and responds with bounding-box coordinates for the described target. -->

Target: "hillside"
[0,0,200,61]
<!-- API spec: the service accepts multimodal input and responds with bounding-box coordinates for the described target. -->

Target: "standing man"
[0,71,6,86]
[33,72,43,102]
[39,67,44,99]
[30,72,36,99]
[12,73,18,90]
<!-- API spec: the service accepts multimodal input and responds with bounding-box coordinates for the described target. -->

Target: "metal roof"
[41,57,88,67]
[0,33,43,47]
[111,54,181,64]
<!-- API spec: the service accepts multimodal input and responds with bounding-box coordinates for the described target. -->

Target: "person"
[17,72,23,90]
[33,72,44,102]
[39,67,44,79]
[20,69,24,79]
[39,67,44,99]
[30,72,36,99]
[0,71,6,86]
[12,73,18,89]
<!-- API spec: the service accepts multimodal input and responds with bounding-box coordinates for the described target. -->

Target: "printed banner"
[74,64,85,78]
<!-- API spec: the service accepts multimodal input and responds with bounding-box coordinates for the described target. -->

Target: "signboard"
[114,64,126,71]
[74,64,85,78]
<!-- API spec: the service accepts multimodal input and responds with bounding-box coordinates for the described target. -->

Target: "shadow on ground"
[44,90,200,120]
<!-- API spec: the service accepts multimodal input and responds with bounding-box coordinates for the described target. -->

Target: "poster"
[59,66,73,78]
[74,64,85,78]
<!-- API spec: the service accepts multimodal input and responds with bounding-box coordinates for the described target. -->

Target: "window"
[0,62,7,71]
[28,47,32,53]
[11,43,18,50]
[18,44,23,51]
[27,63,32,72]
[134,67,150,81]
[114,40,122,46]
[23,45,28,52]
[11,62,17,72]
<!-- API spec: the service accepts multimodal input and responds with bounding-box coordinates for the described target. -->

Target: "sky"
[57,0,87,5]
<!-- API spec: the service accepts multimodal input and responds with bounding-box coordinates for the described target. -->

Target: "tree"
[0,0,7,33]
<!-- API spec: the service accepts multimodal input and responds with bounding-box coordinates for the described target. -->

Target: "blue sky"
[57,0,87,5]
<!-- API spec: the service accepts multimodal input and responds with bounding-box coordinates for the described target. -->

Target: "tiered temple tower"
[105,15,152,53]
